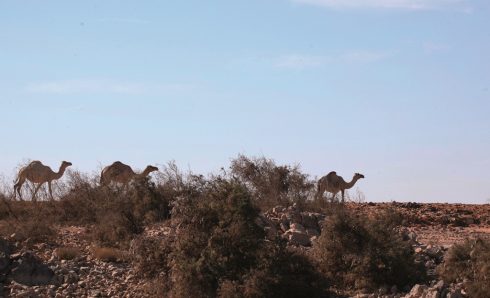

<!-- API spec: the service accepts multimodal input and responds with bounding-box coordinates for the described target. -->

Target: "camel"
[100,161,159,187]
[316,171,364,203]
[14,160,72,201]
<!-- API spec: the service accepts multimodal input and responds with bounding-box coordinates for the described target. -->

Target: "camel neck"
[137,167,152,178]
[53,164,68,179]
[345,176,360,190]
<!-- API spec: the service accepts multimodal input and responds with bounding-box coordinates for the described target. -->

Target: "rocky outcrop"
[402,281,465,298]
[10,251,55,286]
[0,238,12,283]
[259,204,325,247]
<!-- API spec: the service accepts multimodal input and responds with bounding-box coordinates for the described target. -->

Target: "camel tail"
[316,178,323,198]
[317,177,324,192]
[13,174,20,185]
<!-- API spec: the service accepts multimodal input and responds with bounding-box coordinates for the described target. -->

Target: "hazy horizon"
[1,1,489,203]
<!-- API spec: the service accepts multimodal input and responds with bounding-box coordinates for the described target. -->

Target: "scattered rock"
[10,252,55,286]
[286,231,311,246]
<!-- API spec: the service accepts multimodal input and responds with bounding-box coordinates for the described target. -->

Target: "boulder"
[264,226,277,240]
[301,213,319,229]
[287,231,311,247]
[0,238,12,275]
[10,252,55,286]
[404,284,428,298]
[279,222,289,233]
[272,206,285,214]
[289,223,306,233]
[306,228,320,237]
[446,289,463,298]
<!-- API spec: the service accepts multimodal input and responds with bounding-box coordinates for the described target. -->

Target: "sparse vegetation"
[313,208,426,291]
[1,156,488,297]
[55,246,82,260]
[439,238,490,298]
[230,155,314,210]
[132,177,327,297]
[92,247,127,262]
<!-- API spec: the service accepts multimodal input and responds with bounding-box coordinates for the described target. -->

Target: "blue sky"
[1,0,489,203]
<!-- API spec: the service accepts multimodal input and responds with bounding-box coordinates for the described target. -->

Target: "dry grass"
[55,246,82,260]
[92,247,128,262]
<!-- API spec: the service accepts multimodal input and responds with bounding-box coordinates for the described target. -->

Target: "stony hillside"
[1,201,488,298]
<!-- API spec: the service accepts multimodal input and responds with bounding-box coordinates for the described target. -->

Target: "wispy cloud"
[275,50,391,69]
[25,79,194,95]
[95,17,150,24]
[422,41,450,54]
[275,55,331,69]
[340,50,390,63]
[291,0,470,11]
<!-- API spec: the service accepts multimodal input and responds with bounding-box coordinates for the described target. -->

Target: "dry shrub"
[230,155,314,210]
[1,169,172,248]
[439,238,490,298]
[217,243,328,298]
[55,171,171,248]
[0,193,10,220]
[90,177,170,248]
[154,161,207,202]
[56,171,101,224]
[313,208,426,291]
[154,177,328,298]
[18,218,57,243]
[131,236,172,279]
[55,246,81,260]
[93,247,127,262]
[0,200,57,243]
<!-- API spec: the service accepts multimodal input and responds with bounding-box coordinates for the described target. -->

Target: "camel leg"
[341,190,345,203]
[14,178,25,201]
[32,183,43,202]
[316,185,323,200]
[48,181,54,200]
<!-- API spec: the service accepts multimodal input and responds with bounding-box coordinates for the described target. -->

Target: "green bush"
[313,208,425,291]
[439,238,490,298]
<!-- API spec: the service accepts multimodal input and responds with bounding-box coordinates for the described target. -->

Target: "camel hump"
[25,160,47,171]
[326,171,341,188]
[108,161,132,176]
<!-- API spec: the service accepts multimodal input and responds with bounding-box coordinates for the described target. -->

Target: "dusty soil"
[348,202,490,246]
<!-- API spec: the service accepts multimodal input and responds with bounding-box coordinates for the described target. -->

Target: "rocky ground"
[1,202,489,298]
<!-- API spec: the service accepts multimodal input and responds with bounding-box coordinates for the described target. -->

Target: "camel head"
[61,161,73,168]
[145,165,159,174]
[354,173,365,180]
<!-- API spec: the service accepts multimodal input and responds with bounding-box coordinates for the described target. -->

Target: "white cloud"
[25,79,194,95]
[275,54,331,69]
[291,0,469,10]
[275,50,391,69]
